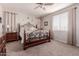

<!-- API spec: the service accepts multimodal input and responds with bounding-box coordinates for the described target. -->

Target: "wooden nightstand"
[6,32,18,42]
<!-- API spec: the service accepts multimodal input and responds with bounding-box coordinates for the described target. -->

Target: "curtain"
[68,7,77,46]
[52,12,68,43]
[4,11,16,32]
[53,12,68,31]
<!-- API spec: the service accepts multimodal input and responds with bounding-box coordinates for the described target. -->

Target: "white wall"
[0,5,3,37]
[16,12,40,28]
[76,5,79,47]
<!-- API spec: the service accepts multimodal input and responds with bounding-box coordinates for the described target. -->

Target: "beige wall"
[42,15,52,30]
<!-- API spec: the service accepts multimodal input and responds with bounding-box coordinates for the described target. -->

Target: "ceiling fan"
[34,3,54,10]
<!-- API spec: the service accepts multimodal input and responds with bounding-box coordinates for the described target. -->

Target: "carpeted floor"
[6,40,79,56]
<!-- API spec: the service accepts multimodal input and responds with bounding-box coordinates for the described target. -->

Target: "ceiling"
[0,3,73,17]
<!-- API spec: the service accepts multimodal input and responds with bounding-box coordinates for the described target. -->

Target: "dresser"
[6,32,18,42]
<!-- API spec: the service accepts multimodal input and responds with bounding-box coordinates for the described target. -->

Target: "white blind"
[52,12,68,31]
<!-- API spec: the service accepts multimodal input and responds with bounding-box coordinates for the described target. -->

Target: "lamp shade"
[7,25,10,28]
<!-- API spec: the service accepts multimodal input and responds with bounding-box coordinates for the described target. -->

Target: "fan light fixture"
[34,3,54,10]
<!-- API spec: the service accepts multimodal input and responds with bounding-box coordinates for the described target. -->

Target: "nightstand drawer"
[6,32,18,42]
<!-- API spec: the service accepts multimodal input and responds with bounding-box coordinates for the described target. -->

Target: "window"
[52,12,68,31]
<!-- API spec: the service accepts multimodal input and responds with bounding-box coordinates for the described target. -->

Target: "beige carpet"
[6,40,79,56]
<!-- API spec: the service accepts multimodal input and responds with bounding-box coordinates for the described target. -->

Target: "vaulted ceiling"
[0,3,73,17]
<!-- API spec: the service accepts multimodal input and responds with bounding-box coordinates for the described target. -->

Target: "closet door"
[52,12,68,43]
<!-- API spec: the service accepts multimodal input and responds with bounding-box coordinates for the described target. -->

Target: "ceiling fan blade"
[44,3,53,5]
[34,5,40,9]
[36,3,43,5]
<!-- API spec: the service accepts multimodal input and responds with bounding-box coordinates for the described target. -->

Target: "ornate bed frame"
[17,23,51,50]
[23,30,51,50]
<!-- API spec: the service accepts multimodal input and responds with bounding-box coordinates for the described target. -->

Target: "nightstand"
[6,32,18,42]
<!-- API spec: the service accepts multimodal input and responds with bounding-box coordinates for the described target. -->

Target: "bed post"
[17,23,21,40]
[23,29,26,50]
[48,30,51,42]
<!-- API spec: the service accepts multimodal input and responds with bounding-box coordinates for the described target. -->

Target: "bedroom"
[0,3,79,56]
